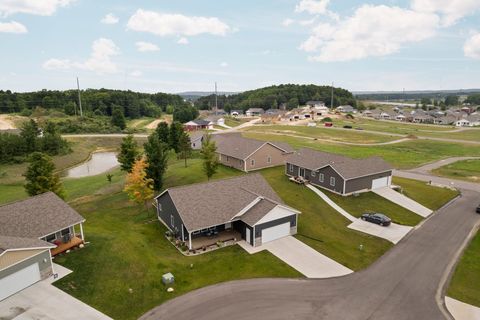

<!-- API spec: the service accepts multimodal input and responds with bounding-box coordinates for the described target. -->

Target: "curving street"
[140,187,480,320]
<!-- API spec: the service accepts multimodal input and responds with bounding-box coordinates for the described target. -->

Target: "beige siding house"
[212,133,294,172]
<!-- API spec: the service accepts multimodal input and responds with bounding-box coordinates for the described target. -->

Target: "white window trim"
[319,173,324,182]
[170,215,174,227]
[251,159,255,166]
[330,177,336,186]
[289,164,293,172]
[267,155,272,164]
[311,170,316,177]
[226,156,230,163]
[158,203,162,211]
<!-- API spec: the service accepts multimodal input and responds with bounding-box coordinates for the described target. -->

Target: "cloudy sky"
[0,0,479,93]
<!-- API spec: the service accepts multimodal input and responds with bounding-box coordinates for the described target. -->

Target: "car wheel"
[361,217,366,221]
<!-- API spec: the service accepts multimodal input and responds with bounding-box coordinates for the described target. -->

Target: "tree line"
[194,84,357,111]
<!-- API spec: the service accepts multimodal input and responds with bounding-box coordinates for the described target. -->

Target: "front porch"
[51,236,84,256]
[43,222,86,256]
[190,229,241,251]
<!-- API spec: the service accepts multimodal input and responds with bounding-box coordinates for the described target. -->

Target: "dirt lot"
[0,115,16,130]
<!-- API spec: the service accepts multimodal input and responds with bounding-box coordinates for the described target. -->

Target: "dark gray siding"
[254,214,297,238]
[0,250,52,280]
[233,221,253,244]
[156,192,185,239]
[345,171,392,194]
[286,162,344,194]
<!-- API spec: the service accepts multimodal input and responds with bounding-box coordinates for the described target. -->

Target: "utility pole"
[330,82,334,109]
[76,77,83,117]
[215,82,218,115]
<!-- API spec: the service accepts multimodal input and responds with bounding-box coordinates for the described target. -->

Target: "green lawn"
[243,132,480,169]
[448,230,480,307]
[261,167,393,270]
[392,177,460,210]
[322,189,423,226]
[244,124,399,144]
[431,159,480,183]
[224,116,248,127]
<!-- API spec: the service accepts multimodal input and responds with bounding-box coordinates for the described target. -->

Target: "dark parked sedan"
[361,213,392,226]
[476,204,480,214]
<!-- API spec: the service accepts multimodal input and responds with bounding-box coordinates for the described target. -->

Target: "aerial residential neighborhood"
[0,1,480,320]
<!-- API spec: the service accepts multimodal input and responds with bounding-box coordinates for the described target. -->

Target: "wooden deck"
[50,236,84,256]
[191,229,241,251]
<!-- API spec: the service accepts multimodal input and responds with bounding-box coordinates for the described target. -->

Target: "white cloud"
[0,20,27,33]
[295,0,330,15]
[42,58,71,70]
[101,13,119,25]
[0,0,74,17]
[411,0,480,26]
[220,62,228,67]
[127,9,230,37]
[282,18,294,27]
[135,41,159,52]
[177,37,189,45]
[299,18,316,26]
[464,32,480,59]
[300,5,439,62]
[42,38,120,74]
[129,70,142,77]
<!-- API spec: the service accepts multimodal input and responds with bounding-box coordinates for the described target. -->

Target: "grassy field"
[431,159,480,183]
[224,117,250,127]
[242,132,480,169]
[243,125,399,144]
[448,230,480,307]
[322,190,423,226]
[392,177,460,210]
[261,167,393,270]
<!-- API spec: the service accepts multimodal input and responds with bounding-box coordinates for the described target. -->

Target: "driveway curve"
[140,190,480,320]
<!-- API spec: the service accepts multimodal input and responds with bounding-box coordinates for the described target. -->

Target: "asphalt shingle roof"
[287,148,392,180]
[159,174,287,231]
[0,192,85,239]
[0,235,54,255]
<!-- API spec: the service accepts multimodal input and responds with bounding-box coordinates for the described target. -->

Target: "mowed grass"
[322,189,423,226]
[432,159,480,183]
[224,116,249,127]
[448,230,480,307]
[242,132,480,169]
[392,177,460,210]
[261,167,393,270]
[244,124,399,144]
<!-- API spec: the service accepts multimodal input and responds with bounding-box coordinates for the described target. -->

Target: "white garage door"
[372,176,389,190]
[262,222,291,244]
[0,263,41,301]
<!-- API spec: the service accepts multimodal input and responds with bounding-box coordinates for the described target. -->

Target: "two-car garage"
[0,263,41,301]
[252,205,299,246]
[261,222,291,244]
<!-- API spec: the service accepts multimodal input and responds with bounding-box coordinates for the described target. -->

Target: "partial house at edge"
[155,174,300,250]
[212,133,294,172]
[286,148,393,196]
[0,192,85,301]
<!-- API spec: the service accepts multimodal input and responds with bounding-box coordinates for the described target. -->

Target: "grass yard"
[392,177,460,210]
[431,159,480,183]
[261,167,393,270]
[448,230,480,308]
[224,116,250,127]
[322,189,423,226]
[243,124,399,144]
[242,132,480,169]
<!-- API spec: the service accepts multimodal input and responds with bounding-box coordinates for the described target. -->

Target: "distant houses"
[246,108,265,117]
[184,119,213,131]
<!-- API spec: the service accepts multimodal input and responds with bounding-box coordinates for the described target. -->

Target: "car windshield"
[374,213,389,220]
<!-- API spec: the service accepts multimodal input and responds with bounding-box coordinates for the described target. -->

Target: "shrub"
[321,117,333,123]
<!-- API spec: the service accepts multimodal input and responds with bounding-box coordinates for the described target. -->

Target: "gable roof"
[287,148,392,180]
[212,134,294,160]
[156,174,297,231]
[189,131,204,142]
[0,235,54,256]
[0,192,85,239]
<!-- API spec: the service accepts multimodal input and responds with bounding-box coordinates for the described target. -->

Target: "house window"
[46,234,56,242]
[192,230,201,235]
[267,156,272,164]
[311,170,316,177]
[319,173,324,182]
[170,215,175,227]
[226,156,230,163]
[219,154,222,161]
[158,203,162,212]
[288,164,293,172]
[251,159,255,166]
[61,228,70,236]
[330,177,336,186]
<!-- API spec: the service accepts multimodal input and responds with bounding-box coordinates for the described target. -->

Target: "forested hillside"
[194,84,356,111]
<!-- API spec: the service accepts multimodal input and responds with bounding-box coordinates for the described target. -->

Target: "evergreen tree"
[144,133,169,190]
[178,131,192,167]
[155,122,170,145]
[21,119,40,153]
[200,134,218,180]
[24,152,64,198]
[111,106,126,130]
[169,121,184,153]
[41,121,69,155]
[117,134,139,172]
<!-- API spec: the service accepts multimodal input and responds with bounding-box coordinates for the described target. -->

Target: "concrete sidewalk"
[373,186,433,217]
[445,297,480,320]
[307,185,413,244]
[238,237,353,278]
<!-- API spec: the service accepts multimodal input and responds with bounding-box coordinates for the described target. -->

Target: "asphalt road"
[140,189,480,320]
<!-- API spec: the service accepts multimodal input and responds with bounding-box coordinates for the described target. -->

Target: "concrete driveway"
[0,265,112,320]
[239,236,353,278]
[373,186,433,217]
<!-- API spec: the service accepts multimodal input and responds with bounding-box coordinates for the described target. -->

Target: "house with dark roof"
[286,148,393,196]
[155,174,300,250]
[212,133,294,172]
[0,192,85,301]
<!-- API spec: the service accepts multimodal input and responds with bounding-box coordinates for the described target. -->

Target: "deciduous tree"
[201,134,218,180]
[178,131,192,167]
[124,158,154,209]
[155,122,170,145]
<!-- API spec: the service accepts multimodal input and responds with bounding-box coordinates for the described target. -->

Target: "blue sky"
[0,0,479,93]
